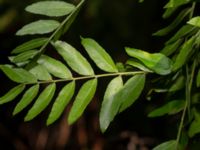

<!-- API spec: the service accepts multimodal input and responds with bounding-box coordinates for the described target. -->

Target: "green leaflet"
[47,81,75,125]
[29,64,52,80]
[148,100,185,117]
[68,78,97,125]
[153,8,191,36]
[164,0,190,8]
[38,55,72,79]
[126,59,152,72]
[161,39,182,56]
[24,83,56,121]
[25,1,75,17]
[16,20,60,36]
[81,37,118,73]
[188,109,200,137]
[169,76,185,92]
[53,41,94,76]
[162,7,178,19]
[119,74,145,112]
[11,50,38,63]
[100,76,123,133]
[126,48,173,75]
[0,84,25,105]
[196,70,200,87]
[187,16,200,28]
[172,36,195,71]
[13,84,39,115]
[11,38,48,54]
[153,140,177,150]
[0,65,37,83]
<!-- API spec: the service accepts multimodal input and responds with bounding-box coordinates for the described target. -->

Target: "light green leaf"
[13,84,39,115]
[148,100,185,117]
[16,20,60,36]
[68,78,97,125]
[0,65,37,83]
[153,8,191,36]
[164,0,190,8]
[119,74,145,112]
[11,38,48,54]
[81,37,118,72]
[187,16,200,28]
[53,41,94,75]
[29,64,52,80]
[126,59,152,72]
[38,55,72,79]
[172,36,195,71]
[100,76,123,133]
[126,48,173,75]
[196,70,200,87]
[24,83,56,121]
[153,140,177,150]
[0,84,25,105]
[11,50,38,63]
[47,81,75,125]
[161,39,182,56]
[25,1,75,17]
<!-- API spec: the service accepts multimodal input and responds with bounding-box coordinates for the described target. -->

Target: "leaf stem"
[25,0,85,70]
[24,71,146,85]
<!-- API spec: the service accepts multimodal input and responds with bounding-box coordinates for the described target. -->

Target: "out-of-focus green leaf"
[38,55,72,79]
[0,65,37,83]
[0,84,25,105]
[53,41,94,76]
[25,1,75,17]
[162,7,178,19]
[164,0,190,8]
[119,74,145,112]
[153,8,191,36]
[188,109,200,137]
[148,100,185,117]
[196,70,200,87]
[100,76,123,133]
[29,64,52,80]
[161,39,182,56]
[165,25,195,45]
[16,20,60,36]
[153,140,177,150]
[68,78,97,125]
[81,37,118,73]
[187,16,200,28]
[13,84,39,115]
[47,81,75,125]
[172,36,195,71]
[126,48,173,75]
[126,59,152,72]
[11,50,38,63]
[11,38,48,54]
[24,83,56,121]
[169,76,185,92]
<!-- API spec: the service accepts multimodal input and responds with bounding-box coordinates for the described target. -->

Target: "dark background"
[0,0,172,149]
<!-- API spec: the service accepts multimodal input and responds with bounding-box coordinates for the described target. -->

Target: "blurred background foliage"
[0,0,170,149]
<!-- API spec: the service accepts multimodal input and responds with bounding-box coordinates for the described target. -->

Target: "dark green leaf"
[172,36,195,71]
[196,70,200,87]
[0,84,25,105]
[29,64,52,80]
[119,74,145,112]
[68,78,97,124]
[153,8,191,36]
[161,39,182,56]
[24,83,56,121]
[25,1,75,17]
[11,38,48,54]
[13,84,39,115]
[126,59,152,72]
[100,76,123,132]
[169,76,185,92]
[148,100,185,117]
[16,20,60,36]
[81,37,118,72]
[164,0,190,8]
[187,16,200,28]
[153,140,177,150]
[47,81,75,125]
[53,41,94,75]
[38,55,72,79]
[0,65,37,83]
[11,50,38,63]
[189,120,200,137]
[126,48,173,75]
[162,7,178,19]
